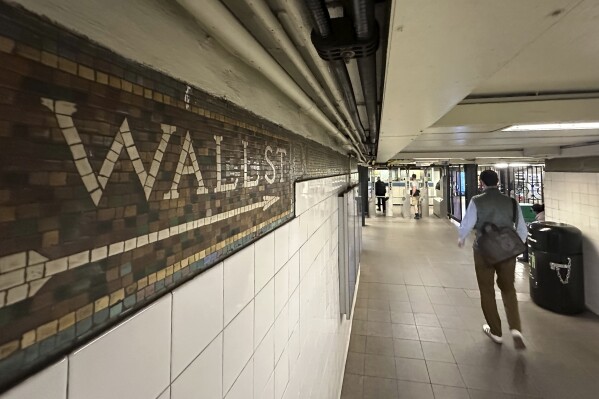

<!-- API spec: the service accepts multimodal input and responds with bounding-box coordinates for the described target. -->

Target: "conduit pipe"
[351,0,379,145]
[270,0,368,148]
[303,0,369,144]
[235,0,366,156]
[176,0,356,156]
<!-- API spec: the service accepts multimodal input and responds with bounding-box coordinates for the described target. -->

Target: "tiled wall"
[0,3,351,391]
[1,175,354,399]
[544,172,599,314]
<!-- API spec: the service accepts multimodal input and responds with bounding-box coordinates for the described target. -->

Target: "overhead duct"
[176,0,356,156]
[304,0,369,148]
[350,0,379,146]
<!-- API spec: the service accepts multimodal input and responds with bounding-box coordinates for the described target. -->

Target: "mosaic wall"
[0,3,350,391]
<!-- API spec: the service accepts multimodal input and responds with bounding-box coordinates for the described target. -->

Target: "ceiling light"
[502,122,599,131]
[494,163,509,168]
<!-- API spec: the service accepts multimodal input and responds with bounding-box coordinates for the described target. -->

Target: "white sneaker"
[511,329,526,350]
[483,324,503,344]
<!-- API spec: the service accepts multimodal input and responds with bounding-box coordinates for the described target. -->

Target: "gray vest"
[472,188,516,233]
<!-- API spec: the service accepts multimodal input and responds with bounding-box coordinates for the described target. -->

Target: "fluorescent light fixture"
[508,163,530,167]
[494,163,509,168]
[503,122,599,131]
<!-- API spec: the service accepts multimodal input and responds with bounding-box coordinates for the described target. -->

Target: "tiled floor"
[341,211,599,399]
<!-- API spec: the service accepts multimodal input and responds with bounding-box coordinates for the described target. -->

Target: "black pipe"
[351,0,378,145]
[303,0,368,145]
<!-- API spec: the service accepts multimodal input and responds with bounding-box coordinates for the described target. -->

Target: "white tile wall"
[224,245,255,326]
[171,262,223,378]
[255,232,275,293]
[255,279,275,349]
[68,295,172,399]
[157,387,170,399]
[254,328,275,398]
[171,334,222,399]
[2,175,354,399]
[223,301,254,394]
[225,359,253,399]
[545,172,599,314]
[2,358,67,399]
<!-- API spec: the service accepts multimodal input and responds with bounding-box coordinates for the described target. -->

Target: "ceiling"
[13,0,599,166]
[379,0,599,164]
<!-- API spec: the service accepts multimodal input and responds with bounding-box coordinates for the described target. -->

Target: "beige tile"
[414,313,440,327]
[341,373,363,399]
[364,354,396,379]
[367,321,393,337]
[421,342,455,363]
[432,385,470,399]
[345,352,365,375]
[395,357,429,383]
[363,376,398,399]
[392,324,419,340]
[417,326,446,343]
[349,334,367,353]
[396,380,434,399]
[391,312,415,325]
[368,309,391,322]
[426,361,464,387]
[393,339,423,359]
[365,336,394,356]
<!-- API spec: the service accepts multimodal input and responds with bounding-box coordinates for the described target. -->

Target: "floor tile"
[395,357,429,383]
[341,216,599,399]
[393,324,419,340]
[365,336,394,356]
[341,373,363,399]
[421,342,455,363]
[415,313,441,327]
[417,326,447,343]
[396,380,434,399]
[363,376,399,399]
[367,321,393,337]
[394,339,424,359]
[349,334,366,353]
[431,384,470,399]
[390,301,413,313]
[391,311,416,325]
[426,361,465,387]
[345,352,365,375]
[364,354,397,379]
[368,309,392,322]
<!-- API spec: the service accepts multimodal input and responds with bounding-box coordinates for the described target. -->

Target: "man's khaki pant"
[473,250,522,336]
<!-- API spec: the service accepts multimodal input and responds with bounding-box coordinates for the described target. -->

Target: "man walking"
[410,174,421,219]
[457,170,528,349]
[375,177,387,214]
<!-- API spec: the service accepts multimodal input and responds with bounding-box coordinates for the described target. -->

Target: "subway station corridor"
[341,214,599,399]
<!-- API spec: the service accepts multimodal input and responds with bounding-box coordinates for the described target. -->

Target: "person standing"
[409,174,421,219]
[375,177,387,214]
[457,170,528,349]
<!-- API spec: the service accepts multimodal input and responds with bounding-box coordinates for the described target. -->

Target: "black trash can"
[528,222,585,314]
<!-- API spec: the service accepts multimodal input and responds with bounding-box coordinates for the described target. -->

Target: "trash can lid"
[528,222,583,253]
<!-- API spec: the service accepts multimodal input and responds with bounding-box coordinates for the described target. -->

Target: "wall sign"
[0,3,349,391]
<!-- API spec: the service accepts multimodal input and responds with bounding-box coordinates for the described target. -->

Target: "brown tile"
[0,36,15,53]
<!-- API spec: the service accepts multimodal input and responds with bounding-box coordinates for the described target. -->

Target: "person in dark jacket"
[375,177,387,213]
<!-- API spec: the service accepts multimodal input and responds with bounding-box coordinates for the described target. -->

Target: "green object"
[519,203,536,223]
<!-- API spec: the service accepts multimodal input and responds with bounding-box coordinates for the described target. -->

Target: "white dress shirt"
[458,199,528,243]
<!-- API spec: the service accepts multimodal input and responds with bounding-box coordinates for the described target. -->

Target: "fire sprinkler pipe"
[231,0,367,156]
[176,0,362,159]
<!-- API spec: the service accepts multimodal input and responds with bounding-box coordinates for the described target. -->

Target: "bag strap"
[511,198,518,225]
